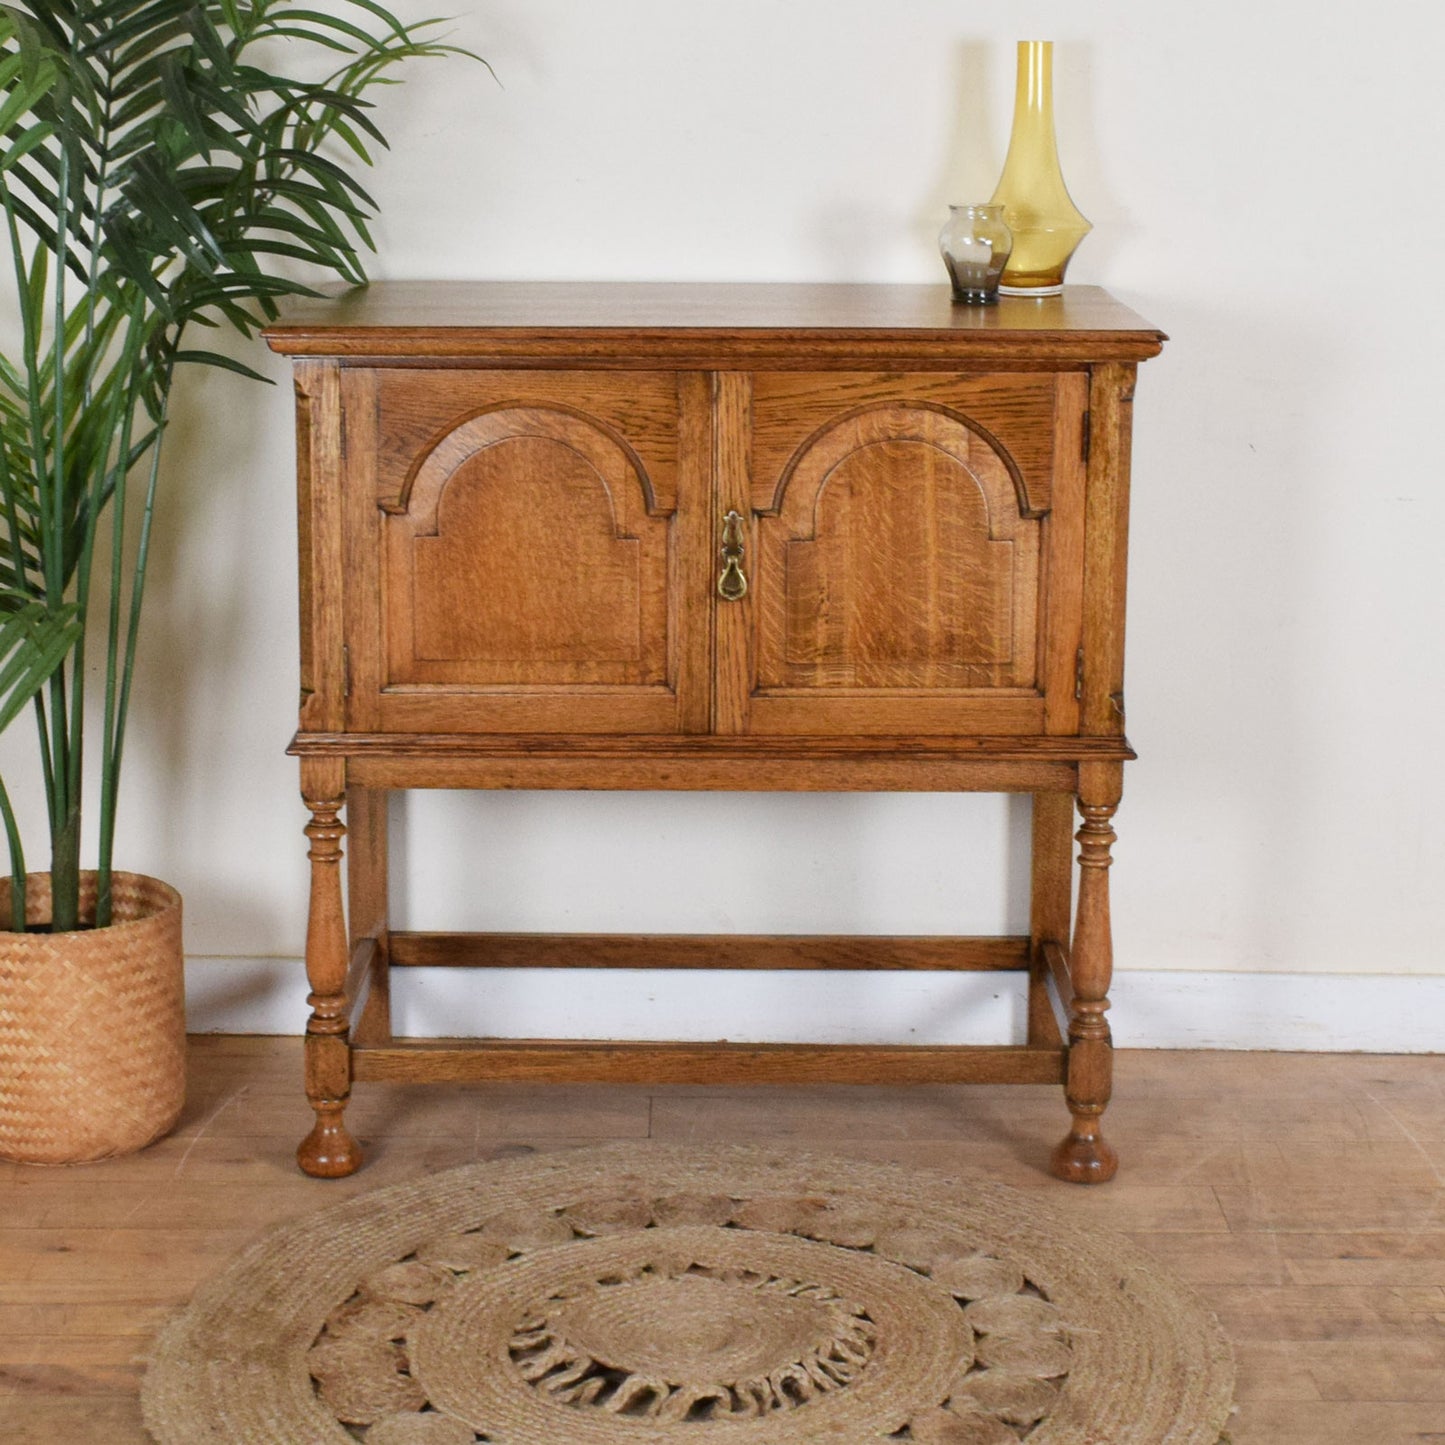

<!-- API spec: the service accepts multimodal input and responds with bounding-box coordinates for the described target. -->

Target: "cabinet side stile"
[1079,361,1138,739]
[293,358,347,736]
[339,366,383,735]
[1042,369,1090,737]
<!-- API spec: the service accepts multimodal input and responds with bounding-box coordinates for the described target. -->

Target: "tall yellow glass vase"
[990,40,1091,296]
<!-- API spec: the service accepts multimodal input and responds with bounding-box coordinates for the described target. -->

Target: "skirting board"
[184,957,1445,1053]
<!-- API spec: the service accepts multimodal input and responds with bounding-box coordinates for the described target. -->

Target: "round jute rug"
[142,1144,1234,1445]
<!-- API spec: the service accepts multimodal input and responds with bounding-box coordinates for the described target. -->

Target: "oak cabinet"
[267,283,1164,1183]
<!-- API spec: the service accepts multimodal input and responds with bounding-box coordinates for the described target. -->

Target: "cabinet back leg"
[1029,791,1074,1047]
[347,785,392,1047]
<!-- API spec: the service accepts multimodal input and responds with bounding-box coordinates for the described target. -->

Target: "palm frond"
[0,0,485,925]
[0,598,81,733]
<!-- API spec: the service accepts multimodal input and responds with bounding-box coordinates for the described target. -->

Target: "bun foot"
[1051,1121,1118,1184]
[297,1105,362,1178]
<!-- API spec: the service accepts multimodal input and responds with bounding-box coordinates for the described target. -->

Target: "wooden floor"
[0,1039,1441,1443]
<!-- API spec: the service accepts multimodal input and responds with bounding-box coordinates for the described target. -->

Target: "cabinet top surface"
[263,282,1164,362]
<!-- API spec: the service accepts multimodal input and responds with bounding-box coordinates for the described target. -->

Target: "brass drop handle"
[717,509,748,601]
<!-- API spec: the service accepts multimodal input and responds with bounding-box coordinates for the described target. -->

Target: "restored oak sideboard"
[264,282,1165,1182]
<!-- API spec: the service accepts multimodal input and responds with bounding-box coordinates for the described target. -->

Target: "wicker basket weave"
[0,871,185,1165]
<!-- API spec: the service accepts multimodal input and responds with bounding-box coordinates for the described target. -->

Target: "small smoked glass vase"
[938,203,1013,304]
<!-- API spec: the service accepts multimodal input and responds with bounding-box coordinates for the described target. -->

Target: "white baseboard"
[184,957,1445,1053]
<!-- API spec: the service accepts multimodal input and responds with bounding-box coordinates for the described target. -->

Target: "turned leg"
[1052,761,1122,1184]
[298,761,362,1178]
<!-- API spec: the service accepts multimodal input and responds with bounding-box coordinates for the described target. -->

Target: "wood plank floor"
[0,1037,1441,1442]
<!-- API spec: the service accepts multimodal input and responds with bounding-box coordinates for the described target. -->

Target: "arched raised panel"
[384,406,669,687]
[412,436,642,663]
[783,439,1016,675]
[757,405,1040,693]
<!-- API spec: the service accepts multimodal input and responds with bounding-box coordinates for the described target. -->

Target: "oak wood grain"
[345,785,390,1046]
[1041,371,1088,734]
[343,938,376,1036]
[289,731,1138,760]
[674,371,716,733]
[291,730,1129,795]
[293,361,345,732]
[748,372,1060,518]
[263,282,1166,366]
[387,931,1032,972]
[712,372,753,735]
[342,754,1085,793]
[1080,363,1136,736]
[350,1040,1068,1087]
[1029,794,1074,1047]
[762,408,1038,688]
[347,371,697,735]
[1043,939,1076,1023]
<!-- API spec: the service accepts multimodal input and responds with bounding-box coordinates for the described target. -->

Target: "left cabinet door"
[342,369,711,734]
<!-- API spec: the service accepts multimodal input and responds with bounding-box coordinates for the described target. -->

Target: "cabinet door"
[716,373,1087,736]
[345,370,710,734]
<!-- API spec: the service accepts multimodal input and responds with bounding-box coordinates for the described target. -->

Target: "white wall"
[8,2,1445,1045]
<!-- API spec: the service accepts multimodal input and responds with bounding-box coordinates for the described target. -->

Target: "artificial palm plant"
[0,0,470,934]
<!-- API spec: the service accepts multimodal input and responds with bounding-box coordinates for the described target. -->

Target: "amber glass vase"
[990,40,1091,296]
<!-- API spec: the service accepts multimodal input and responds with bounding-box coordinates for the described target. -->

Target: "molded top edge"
[263,281,1166,359]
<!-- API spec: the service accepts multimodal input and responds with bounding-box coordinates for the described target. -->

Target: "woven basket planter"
[0,871,185,1165]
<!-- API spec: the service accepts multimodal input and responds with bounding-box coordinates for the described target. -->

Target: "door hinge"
[1075,647,1085,701]
[1080,409,1092,464]
[338,411,348,460]
[342,644,352,698]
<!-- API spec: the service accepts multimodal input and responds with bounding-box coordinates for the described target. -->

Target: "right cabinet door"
[718,372,1088,736]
